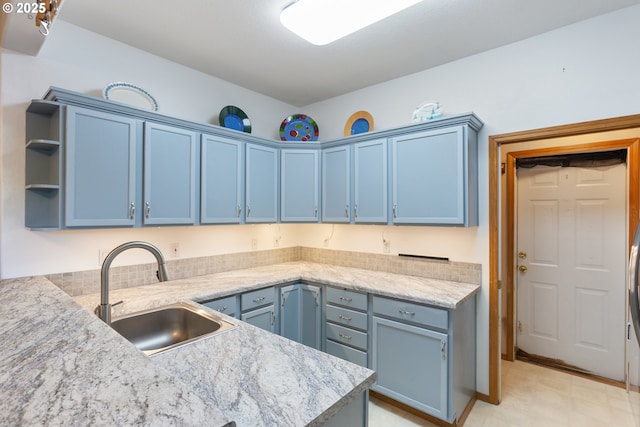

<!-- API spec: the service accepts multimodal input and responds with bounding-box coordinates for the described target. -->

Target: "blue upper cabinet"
[322,145,351,223]
[201,134,244,224]
[281,149,319,222]
[353,139,388,223]
[391,126,478,226]
[143,122,197,225]
[246,143,278,223]
[65,106,137,227]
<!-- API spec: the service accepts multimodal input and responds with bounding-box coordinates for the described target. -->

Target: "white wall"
[2,5,640,397]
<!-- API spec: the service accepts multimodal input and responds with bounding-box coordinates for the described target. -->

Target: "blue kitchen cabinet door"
[241,305,276,333]
[245,143,278,223]
[65,106,137,227]
[322,145,350,223]
[353,139,388,223]
[143,122,197,225]
[391,126,478,226]
[280,283,322,350]
[371,316,448,419]
[281,149,319,222]
[201,135,243,224]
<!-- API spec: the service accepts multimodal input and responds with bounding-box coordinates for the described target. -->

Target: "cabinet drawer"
[241,287,275,312]
[325,339,368,368]
[201,295,237,317]
[372,296,448,330]
[326,323,367,351]
[326,287,367,311]
[326,305,368,331]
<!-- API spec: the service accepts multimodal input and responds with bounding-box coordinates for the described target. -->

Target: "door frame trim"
[488,114,640,404]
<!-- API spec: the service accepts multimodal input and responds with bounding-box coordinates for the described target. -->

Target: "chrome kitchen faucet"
[95,241,169,324]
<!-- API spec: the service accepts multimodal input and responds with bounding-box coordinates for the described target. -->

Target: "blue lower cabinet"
[241,305,276,333]
[279,283,321,350]
[240,287,276,333]
[370,295,476,423]
[200,295,238,318]
[372,315,448,419]
[323,390,368,427]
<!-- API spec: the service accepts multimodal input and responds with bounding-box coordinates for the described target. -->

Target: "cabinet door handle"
[314,206,318,218]
[441,340,447,360]
[237,205,242,218]
[399,309,415,316]
[253,296,266,303]
[145,201,151,218]
[247,204,251,217]
[338,314,352,321]
[339,333,352,340]
[345,204,350,219]
[354,204,358,218]
[339,296,353,302]
[393,204,398,219]
[129,202,135,220]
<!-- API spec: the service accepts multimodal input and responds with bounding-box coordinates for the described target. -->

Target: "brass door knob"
[518,265,528,273]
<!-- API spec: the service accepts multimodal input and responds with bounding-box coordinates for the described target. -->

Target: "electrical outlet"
[323,238,329,248]
[170,242,180,258]
[383,240,390,253]
[251,238,258,250]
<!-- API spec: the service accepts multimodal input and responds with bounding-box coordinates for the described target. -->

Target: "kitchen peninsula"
[1,261,479,426]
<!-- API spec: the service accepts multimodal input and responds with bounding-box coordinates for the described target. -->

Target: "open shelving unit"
[25,100,62,229]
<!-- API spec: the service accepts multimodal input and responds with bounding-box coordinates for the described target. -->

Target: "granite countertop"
[74,261,480,317]
[0,276,232,427]
[2,261,479,426]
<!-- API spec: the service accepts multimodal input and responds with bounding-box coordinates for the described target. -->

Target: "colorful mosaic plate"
[279,114,319,142]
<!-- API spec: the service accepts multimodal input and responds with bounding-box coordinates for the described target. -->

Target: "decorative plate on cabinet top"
[279,114,319,142]
[103,82,159,111]
[344,110,374,136]
[412,101,443,122]
[219,105,252,133]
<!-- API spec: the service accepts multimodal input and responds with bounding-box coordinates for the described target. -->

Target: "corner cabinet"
[391,126,478,226]
[279,283,322,349]
[143,122,197,225]
[280,149,319,222]
[245,143,278,223]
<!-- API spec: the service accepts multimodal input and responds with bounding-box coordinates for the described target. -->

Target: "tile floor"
[369,360,640,426]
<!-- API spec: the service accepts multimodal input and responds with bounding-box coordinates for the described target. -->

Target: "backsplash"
[46,247,481,297]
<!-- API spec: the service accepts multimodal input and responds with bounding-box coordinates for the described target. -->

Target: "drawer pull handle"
[217,306,227,312]
[338,314,352,321]
[252,296,266,303]
[339,296,353,302]
[339,333,352,340]
[399,310,416,316]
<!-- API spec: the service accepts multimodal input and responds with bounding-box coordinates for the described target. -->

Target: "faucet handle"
[113,300,124,307]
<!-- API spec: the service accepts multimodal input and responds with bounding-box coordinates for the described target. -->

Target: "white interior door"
[516,163,626,380]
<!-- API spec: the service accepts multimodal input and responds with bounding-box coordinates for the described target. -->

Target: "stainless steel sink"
[110,302,236,356]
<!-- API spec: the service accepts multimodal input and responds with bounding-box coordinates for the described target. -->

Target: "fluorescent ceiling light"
[280,0,424,45]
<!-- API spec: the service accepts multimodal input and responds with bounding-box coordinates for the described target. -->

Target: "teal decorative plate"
[219,105,251,133]
[280,114,319,142]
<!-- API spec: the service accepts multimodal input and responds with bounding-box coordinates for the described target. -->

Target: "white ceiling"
[10,0,640,106]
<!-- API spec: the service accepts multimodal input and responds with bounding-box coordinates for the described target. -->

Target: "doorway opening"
[487,114,640,404]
